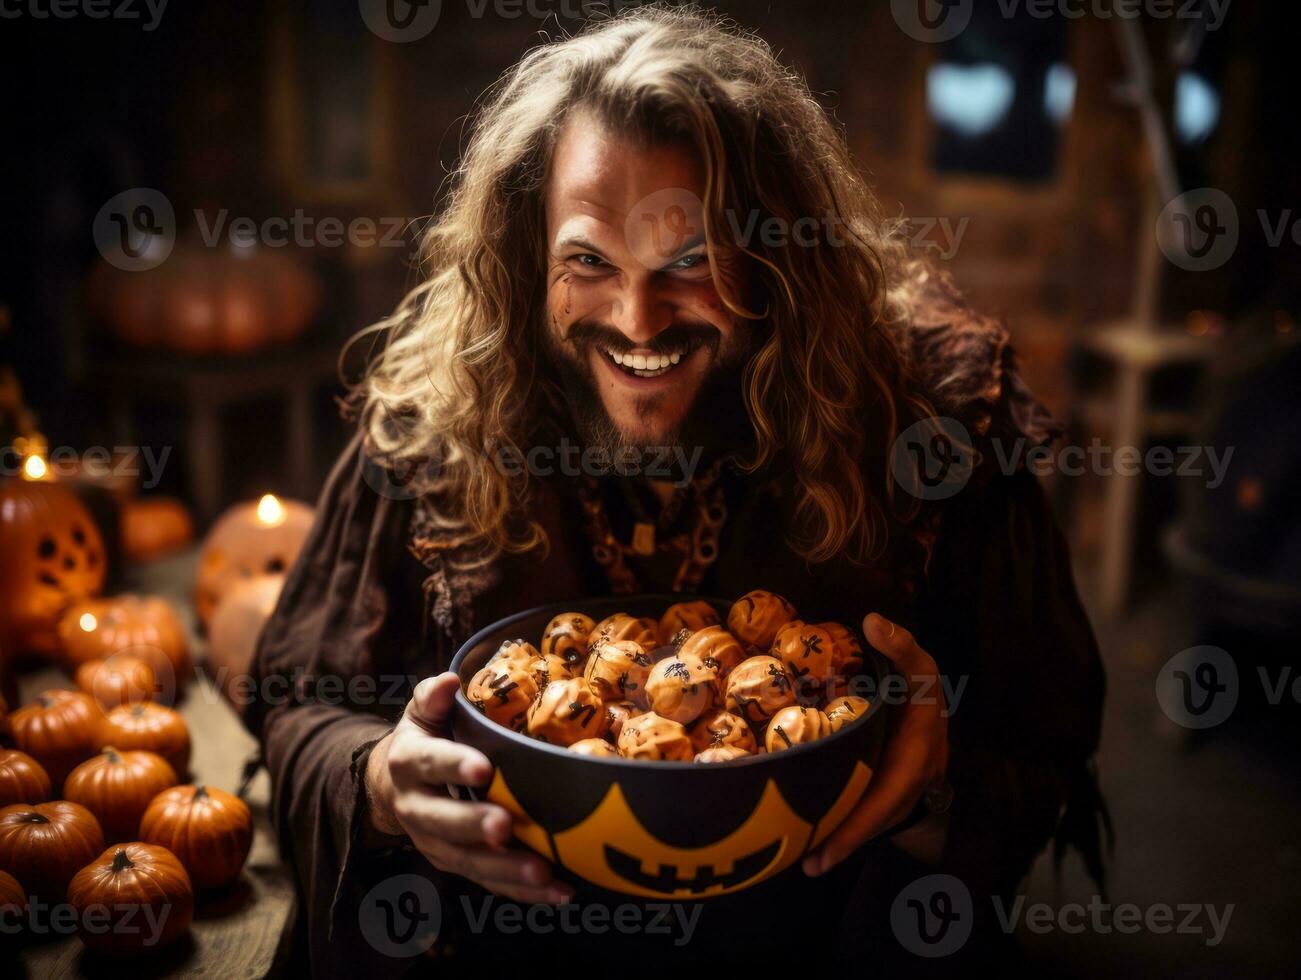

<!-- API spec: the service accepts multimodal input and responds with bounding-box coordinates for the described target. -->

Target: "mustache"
[563,321,721,357]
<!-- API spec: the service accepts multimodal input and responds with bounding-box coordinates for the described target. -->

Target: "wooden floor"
[9,549,295,979]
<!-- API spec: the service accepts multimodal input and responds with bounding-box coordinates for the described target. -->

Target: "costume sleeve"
[241,430,435,979]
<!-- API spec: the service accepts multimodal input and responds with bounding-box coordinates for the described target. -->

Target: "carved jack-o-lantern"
[194,495,313,629]
[0,480,106,656]
[453,597,889,899]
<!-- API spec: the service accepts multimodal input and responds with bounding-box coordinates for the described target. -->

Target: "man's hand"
[366,672,574,904]
[802,613,949,876]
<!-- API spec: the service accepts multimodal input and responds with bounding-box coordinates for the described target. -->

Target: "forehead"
[544,112,704,246]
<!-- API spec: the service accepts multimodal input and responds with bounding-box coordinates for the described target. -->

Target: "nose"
[609,278,673,346]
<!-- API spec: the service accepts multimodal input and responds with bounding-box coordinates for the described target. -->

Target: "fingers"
[861,613,919,667]
[417,836,573,905]
[405,672,462,736]
[393,792,515,848]
[389,726,493,789]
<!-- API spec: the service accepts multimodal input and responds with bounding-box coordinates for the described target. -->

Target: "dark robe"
[243,286,1106,977]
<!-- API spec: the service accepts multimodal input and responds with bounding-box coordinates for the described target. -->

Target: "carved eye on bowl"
[38,536,56,559]
[72,525,87,546]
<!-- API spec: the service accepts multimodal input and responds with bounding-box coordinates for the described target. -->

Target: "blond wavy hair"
[354,3,935,565]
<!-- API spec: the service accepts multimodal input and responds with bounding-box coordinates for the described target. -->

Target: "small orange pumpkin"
[0,800,105,900]
[0,748,52,806]
[9,689,103,786]
[98,703,190,776]
[58,594,191,694]
[194,495,313,628]
[64,748,178,841]
[74,654,157,709]
[119,496,194,563]
[0,480,106,657]
[67,843,194,954]
[140,784,252,889]
[0,868,24,921]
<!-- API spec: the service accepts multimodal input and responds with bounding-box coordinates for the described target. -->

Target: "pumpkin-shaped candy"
[465,660,538,733]
[583,640,651,704]
[825,695,872,733]
[616,712,693,762]
[586,614,659,657]
[539,613,595,668]
[657,600,720,646]
[676,625,747,678]
[67,843,194,954]
[526,678,606,747]
[764,706,833,753]
[139,785,252,890]
[724,656,797,729]
[727,590,796,651]
[687,708,757,755]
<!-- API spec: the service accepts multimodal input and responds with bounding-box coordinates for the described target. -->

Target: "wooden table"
[9,550,296,978]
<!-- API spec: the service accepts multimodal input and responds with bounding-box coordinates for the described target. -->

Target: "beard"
[540,317,757,477]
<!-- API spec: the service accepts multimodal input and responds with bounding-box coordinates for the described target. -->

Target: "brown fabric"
[244,294,1106,977]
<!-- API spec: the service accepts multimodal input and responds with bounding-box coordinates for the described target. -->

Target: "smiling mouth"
[600,342,700,379]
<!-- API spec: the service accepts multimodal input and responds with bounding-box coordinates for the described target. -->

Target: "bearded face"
[541,111,755,461]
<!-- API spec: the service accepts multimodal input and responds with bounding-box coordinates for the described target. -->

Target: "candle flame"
[80,612,98,632]
[22,454,48,480]
[257,493,286,527]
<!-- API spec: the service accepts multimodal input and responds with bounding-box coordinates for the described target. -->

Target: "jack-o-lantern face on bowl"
[0,480,106,656]
[451,596,889,900]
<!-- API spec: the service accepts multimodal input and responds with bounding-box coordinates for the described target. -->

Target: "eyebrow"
[553,231,708,268]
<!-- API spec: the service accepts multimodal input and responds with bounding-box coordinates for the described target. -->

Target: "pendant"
[631,521,656,557]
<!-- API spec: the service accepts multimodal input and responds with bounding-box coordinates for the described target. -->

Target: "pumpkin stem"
[104,746,120,763]
[25,812,49,824]
[111,848,134,872]
[194,785,208,799]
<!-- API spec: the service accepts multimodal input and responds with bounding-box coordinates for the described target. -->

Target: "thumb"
[405,671,462,735]
[861,613,917,667]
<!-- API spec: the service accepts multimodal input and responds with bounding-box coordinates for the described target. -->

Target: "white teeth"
[603,347,687,377]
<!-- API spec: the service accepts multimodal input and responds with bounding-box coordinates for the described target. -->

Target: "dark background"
[3,1,1300,974]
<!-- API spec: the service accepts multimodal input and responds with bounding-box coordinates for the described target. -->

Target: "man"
[245,7,1106,976]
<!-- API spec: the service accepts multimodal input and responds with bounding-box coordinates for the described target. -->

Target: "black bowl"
[450,595,890,899]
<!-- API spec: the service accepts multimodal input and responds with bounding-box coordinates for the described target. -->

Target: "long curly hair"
[354,3,936,565]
